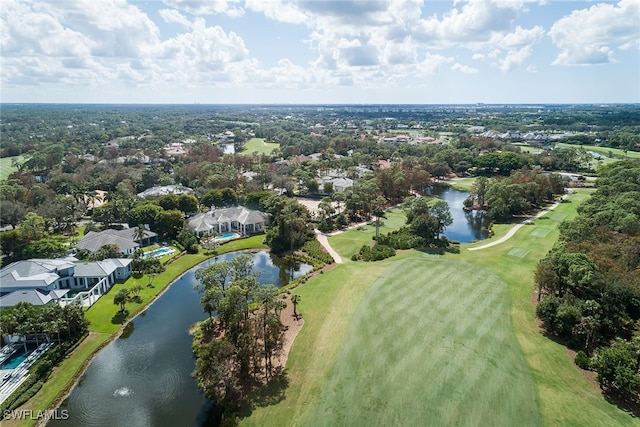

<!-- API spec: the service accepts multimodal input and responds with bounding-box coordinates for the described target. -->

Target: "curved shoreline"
[468,191,571,251]
[38,263,198,426]
[37,247,298,425]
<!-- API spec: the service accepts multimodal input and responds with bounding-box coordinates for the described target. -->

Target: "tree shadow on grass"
[603,389,640,418]
[111,310,128,325]
[539,326,640,418]
[237,371,289,419]
[416,245,460,256]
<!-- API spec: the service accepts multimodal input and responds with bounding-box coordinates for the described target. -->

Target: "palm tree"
[291,294,301,318]
[114,289,131,313]
[372,196,387,239]
[133,224,147,247]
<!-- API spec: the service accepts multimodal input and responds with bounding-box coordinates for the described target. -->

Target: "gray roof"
[187,212,219,233]
[137,185,193,198]
[76,229,157,253]
[187,206,267,233]
[212,206,268,225]
[0,259,74,291]
[73,259,124,278]
[0,288,69,308]
[319,176,354,188]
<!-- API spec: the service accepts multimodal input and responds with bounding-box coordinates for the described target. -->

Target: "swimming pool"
[214,232,241,242]
[0,345,35,369]
[143,247,175,259]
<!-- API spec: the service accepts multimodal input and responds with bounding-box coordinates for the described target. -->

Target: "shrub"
[302,240,334,264]
[354,242,396,262]
[575,350,591,370]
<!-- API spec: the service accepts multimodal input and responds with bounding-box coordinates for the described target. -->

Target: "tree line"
[534,161,640,400]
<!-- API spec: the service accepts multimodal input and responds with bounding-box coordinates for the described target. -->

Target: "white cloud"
[417,0,526,45]
[452,63,479,74]
[159,9,193,28]
[498,45,533,71]
[245,0,308,24]
[162,0,244,17]
[549,0,640,65]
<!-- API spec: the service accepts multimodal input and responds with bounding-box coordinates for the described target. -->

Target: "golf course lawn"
[305,255,540,426]
[243,137,280,155]
[243,189,640,426]
[0,155,24,181]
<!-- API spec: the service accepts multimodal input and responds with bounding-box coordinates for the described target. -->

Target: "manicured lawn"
[244,188,639,426]
[245,253,540,426]
[329,208,406,261]
[243,261,389,426]
[305,255,540,426]
[0,155,24,181]
[243,137,280,155]
[447,176,476,192]
[455,188,637,426]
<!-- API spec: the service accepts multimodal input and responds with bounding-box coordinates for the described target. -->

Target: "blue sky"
[1,0,639,104]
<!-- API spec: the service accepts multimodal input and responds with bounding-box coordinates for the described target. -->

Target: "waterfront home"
[76,228,158,256]
[187,206,268,237]
[0,258,132,307]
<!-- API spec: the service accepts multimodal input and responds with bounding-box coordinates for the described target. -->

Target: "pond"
[429,185,490,243]
[48,251,312,427]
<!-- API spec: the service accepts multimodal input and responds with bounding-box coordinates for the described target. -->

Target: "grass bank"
[10,235,267,427]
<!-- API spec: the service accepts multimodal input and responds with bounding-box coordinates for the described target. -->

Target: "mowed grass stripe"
[305,256,541,426]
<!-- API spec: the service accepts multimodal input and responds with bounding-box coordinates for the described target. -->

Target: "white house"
[76,228,158,256]
[0,258,132,307]
[187,206,268,237]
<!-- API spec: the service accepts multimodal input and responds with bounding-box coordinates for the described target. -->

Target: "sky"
[1,0,639,104]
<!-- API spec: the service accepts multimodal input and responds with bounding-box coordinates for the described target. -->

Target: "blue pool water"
[214,232,240,241]
[143,247,173,258]
[1,345,35,369]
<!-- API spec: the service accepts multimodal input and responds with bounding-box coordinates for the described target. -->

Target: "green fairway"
[529,227,552,238]
[305,255,541,426]
[507,247,530,258]
[243,137,280,155]
[0,155,23,181]
[243,188,639,427]
[447,176,477,192]
[556,143,640,160]
[456,188,638,426]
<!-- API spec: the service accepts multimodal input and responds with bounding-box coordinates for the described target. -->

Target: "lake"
[49,251,312,427]
[430,186,490,243]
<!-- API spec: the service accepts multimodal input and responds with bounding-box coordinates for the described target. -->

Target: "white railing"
[59,276,110,308]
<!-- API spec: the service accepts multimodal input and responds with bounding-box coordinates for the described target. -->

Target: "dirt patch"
[274,294,304,369]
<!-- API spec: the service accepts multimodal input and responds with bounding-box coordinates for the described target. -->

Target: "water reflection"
[49,251,311,427]
[429,185,490,243]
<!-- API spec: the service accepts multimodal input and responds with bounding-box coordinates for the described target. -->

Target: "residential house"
[317,176,354,193]
[137,184,194,198]
[76,228,158,256]
[0,289,69,308]
[72,258,133,290]
[0,258,132,307]
[187,206,268,237]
